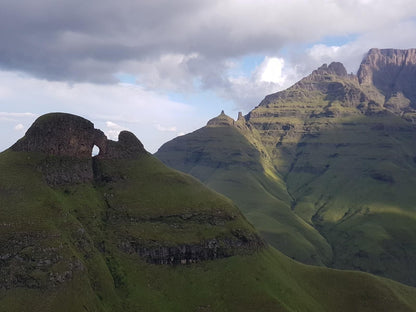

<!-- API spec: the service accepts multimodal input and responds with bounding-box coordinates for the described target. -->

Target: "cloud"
[0,0,415,85]
[0,112,36,118]
[259,57,286,84]
[0,0,416,148]
[288,17,416,77]
[155,124,177,132]
[14,123,24,131]
[209,55,302,111]
[105,121,126,141]
[0,70,206,153]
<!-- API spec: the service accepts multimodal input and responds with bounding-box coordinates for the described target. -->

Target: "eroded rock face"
[314,62,348,77]
[120,234,264,265]
[11,113,99,158]
[358,48,416,106]
[103,131,146,159]
[11,113,146,185]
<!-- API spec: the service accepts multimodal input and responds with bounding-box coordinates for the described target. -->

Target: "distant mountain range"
[2,111,416,311]
[156,48,416,287]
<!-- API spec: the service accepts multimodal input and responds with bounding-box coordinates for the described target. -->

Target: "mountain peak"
[11,112,146,159]
[318,62,348,77]
[357,48,416,106]
[207,110,235,127]
[11,112,100,158]
[10,112,147,185]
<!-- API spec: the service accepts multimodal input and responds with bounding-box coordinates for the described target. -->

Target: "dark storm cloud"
[0,0,415,86]
[0,0,213,81]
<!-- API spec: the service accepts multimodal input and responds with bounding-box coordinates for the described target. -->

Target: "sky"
[1,0,416,153]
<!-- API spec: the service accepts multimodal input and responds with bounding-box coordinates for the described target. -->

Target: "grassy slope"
[156,126,332,266]
[248,74,416,285]
[156,74,416,286]
[2,148,416,311]
[0,150,119,311]
[284,114,416,285]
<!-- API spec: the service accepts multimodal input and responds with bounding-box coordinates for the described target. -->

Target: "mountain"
[2,112,416,311]
[156,48,416,286]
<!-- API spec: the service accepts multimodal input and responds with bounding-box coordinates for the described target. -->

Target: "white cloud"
[14,123,24,131]
[212,55,303,111]
[155,124,177,132]
[1,0,415,88]
[0,70,207,153]
[0,112,36,118]
[105,121,126,141]
[259,57,286,85]
[129,53,199,91]
[308,45,341,63]
[289,18,416,77]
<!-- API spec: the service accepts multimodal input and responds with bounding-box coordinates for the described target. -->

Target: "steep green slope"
[156,50,416,286]
[2,112,416,311]
[156,116,332,266]
[247,61,416,286]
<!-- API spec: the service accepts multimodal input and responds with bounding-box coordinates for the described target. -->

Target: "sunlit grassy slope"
[156,125,332,266]
[156,66,416,286]
[2,147,416,311]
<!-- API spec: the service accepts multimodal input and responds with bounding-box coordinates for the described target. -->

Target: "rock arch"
[11,113,147,185]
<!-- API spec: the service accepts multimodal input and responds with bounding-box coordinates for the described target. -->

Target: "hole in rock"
[92,145,100,156]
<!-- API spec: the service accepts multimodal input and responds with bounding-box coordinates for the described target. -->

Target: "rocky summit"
[358,48,416,108]
[3,112,416,311]
[156,48,416,287]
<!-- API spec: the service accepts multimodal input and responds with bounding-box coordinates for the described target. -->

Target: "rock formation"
[11,113,147,185]
[312,62,348,78]
[358,48,416,106]
[12,112,146,159]
[207,110,235,127]
[11,113,102,158]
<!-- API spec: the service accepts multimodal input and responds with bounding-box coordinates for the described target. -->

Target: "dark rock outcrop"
[103,131,146,159]
[12,113,146,160]
[314,62,348,77]
[120,232,264,265]
[11,113,146,185]
[11,113,102,158]
[0,232,84,290]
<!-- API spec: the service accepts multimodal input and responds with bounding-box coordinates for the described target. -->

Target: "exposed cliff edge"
[10,113,147,185]
[11,112,146,160]
[358,48,416,108]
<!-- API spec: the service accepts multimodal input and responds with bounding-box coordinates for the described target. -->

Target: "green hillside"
[156,50,416,286]
[156,118,332,267]
[2,112,416,311]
